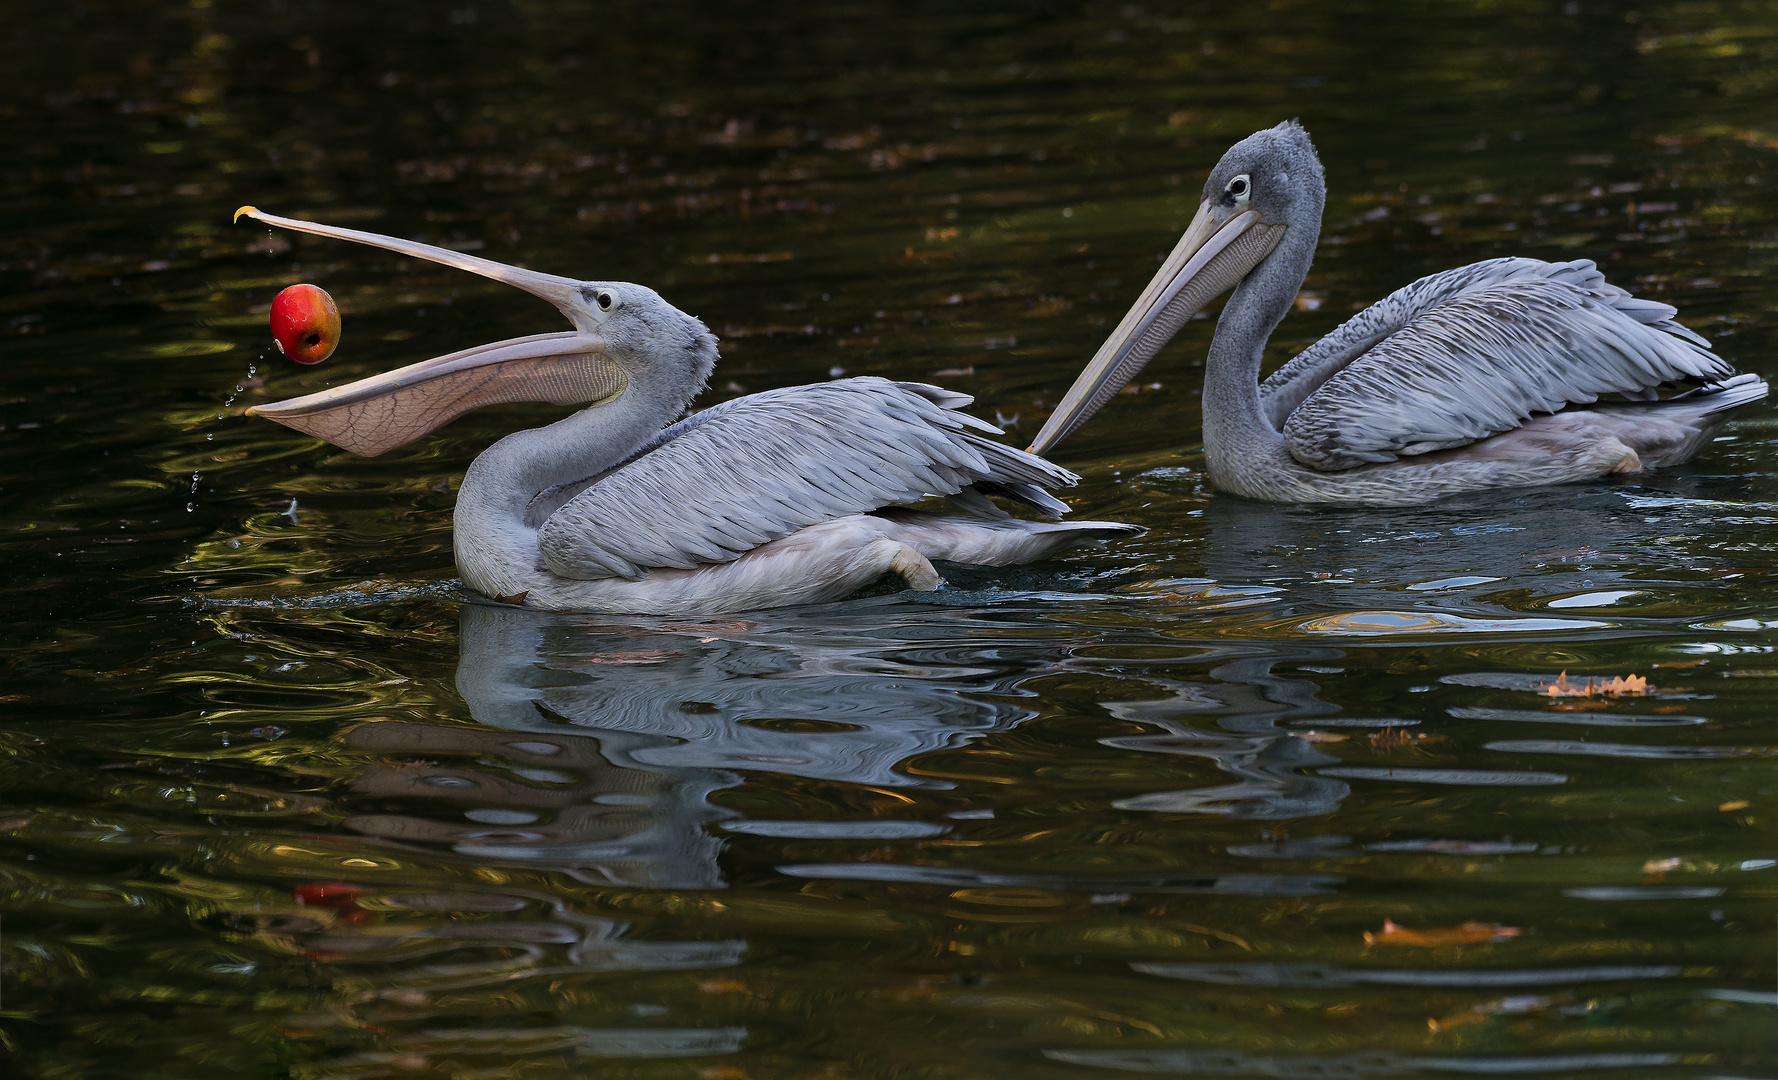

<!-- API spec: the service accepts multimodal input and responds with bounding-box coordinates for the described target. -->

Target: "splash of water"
[188,358,260,512]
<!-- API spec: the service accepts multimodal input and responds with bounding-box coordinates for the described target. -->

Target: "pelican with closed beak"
[1030,121,1766,504]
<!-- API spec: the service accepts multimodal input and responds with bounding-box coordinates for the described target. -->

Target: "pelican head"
[1028,121,1325,455]
[237,207,717,457]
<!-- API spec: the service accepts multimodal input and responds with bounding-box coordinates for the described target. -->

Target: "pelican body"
[239,209,1140,614]
[1031,122,1767,504]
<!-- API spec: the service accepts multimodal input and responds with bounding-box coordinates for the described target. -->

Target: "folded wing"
[536,377,1078,580]
[1258,258,1732,471]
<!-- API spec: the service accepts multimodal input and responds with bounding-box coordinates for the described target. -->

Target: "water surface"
[3,2,1777,1076]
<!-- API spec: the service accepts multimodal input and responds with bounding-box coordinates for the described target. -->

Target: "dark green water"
[3,1,1777,1076]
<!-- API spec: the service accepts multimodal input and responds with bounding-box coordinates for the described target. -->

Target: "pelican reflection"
[1099,648,1354,820]
[339,600,1043,889]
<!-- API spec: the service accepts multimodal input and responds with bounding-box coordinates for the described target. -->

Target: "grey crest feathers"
[537,377,1081,581]
[1203,120,1326,226]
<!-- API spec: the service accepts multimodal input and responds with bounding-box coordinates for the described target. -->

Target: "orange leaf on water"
[1368,728,1446,750]
[1538,671,1652,698]
[1427,1009,1489,1033]
[1365,919,1524,946]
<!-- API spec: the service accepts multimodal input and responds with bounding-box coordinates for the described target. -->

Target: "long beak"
[1027,204,1286,456]
[235,206,594,327]
[238,208,624,456]
[246,332,624,457]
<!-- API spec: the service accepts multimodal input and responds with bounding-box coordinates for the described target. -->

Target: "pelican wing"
[1262,258,1731,471]
[536,377,1079,580]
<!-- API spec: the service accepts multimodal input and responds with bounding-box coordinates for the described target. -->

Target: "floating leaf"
[1364,919,1524,946]
[1427,1009,1489,1033]
[1538,671,1652,698]
[1368,728,1446,750]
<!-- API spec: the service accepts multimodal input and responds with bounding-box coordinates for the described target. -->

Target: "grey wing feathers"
[522,393,758,528]
[1260,258,1567,428]
[1263,258,1732,471]
[537,377,1079,580]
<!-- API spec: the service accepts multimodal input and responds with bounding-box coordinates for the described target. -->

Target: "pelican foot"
[888,542,943,591]
[1610,443,1644,473]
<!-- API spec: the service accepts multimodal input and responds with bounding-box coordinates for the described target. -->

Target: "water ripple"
[1449,706,1705,727]
[1044,1049,1682,1076]
[1130,961,1685,988]
[1486,739,1745,760]
[721,820,950,839]
[778,864,1342,895]
[1290,611,1609,636]
[1318,767,1567,786]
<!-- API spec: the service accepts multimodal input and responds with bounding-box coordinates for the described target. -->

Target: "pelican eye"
[594,289,621,312]
[1223,174,1251,205]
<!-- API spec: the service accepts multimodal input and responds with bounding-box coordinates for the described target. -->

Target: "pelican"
[1030,122,1768,504]
[236,209,1140,615]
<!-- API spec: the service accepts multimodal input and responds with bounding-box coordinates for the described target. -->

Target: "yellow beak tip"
[233,205,259,224]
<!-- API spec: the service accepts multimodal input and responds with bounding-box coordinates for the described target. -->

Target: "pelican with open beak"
[239,208,1141,613]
